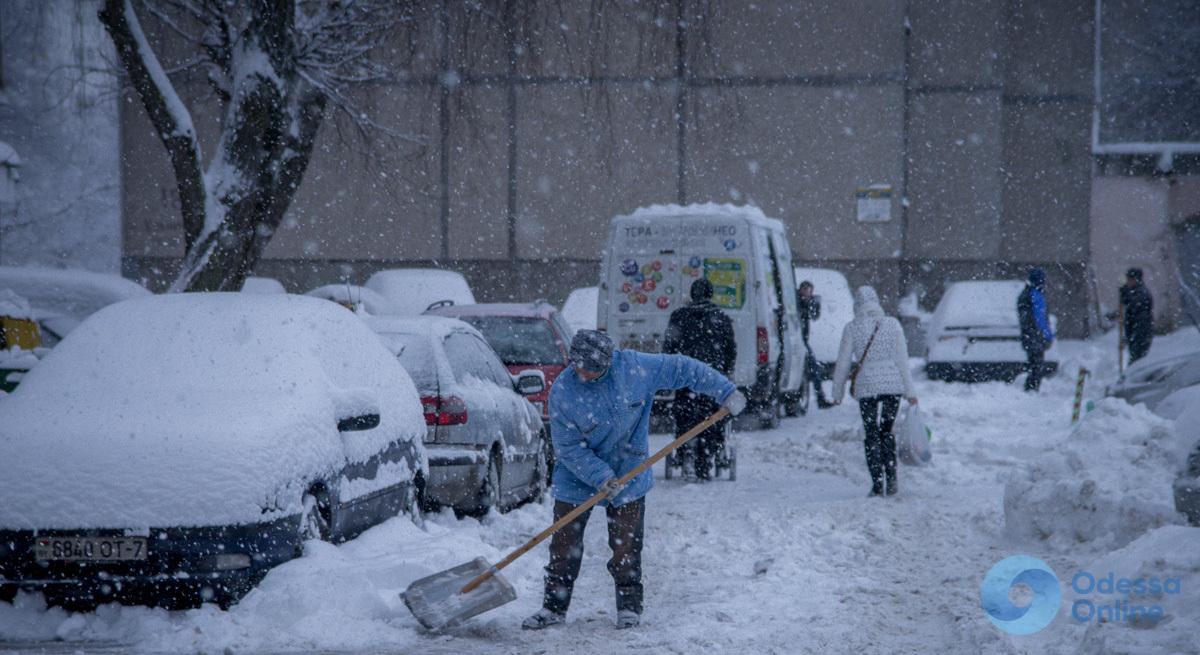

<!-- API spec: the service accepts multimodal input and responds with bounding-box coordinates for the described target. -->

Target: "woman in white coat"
[831,286,918,496]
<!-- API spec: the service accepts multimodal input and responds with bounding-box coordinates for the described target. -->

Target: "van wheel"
[759,393,781,430]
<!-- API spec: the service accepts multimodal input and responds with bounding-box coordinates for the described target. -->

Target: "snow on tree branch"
[99,0,206,248]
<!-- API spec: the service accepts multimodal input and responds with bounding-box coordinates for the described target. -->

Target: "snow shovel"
[401,406,731,632]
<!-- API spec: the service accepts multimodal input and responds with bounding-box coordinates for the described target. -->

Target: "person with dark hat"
[1119,268,1154,364]
[662,278,737,481]
[1017,267,1055,392]
[523,329,745,631]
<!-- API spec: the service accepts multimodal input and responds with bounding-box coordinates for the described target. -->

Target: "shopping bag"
[896,406,932,466]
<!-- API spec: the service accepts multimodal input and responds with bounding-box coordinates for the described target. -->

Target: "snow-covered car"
[560,286,598,332]
[367,315,548,515]
[925,280,1060,382]
[1154,384,1200,420]
[306,283,396,315]
[792,267,854,376]
[0,266,150,346]
[365,268,475,316]
[1106,351,1200,414]
[0,294,426,611]
[240,276,286,294]
[1174,404,1200,527]
[426,300,573,431]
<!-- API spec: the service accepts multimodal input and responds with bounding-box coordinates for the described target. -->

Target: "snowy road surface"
[2,336,1197,654]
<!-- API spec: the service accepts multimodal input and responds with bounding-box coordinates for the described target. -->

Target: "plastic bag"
[896,406,932,466]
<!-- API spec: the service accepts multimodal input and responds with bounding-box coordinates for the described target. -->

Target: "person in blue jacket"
[522,329,745,631]
[1017,267,1055,392]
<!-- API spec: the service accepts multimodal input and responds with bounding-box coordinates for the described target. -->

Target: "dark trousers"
[858,395,900,493]
[543,498,645,615]
[1024,347,1046,391]
[673,391,726,479]
[1128,335,1151,364]
[804,351,830,403]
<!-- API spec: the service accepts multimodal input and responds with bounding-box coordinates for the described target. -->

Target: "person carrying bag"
[831,286,918,497]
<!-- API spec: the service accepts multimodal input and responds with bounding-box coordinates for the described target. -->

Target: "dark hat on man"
[1126,267,1144,282]
[569,329,614,373]
[1028,267,1046,287]
[690,278,714,302]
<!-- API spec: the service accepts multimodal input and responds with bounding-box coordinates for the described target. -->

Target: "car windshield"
[456,316,562,365]
[940,282,1023,329]
[374,331,440,391]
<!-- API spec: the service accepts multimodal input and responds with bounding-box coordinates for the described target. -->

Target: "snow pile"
[0,289,33,319]
[1003,398,1188,549]
[365,268,475,316]
[0,504,554,652]
[1070,526,1200,655]
[0,293,424,529]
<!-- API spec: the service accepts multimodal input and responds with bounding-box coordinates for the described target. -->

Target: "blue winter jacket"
[549,349,736,506]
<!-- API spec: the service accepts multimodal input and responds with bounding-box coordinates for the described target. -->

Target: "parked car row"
[0,282,566,612]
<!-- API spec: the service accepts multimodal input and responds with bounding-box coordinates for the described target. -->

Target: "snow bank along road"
[1,336,1196,654]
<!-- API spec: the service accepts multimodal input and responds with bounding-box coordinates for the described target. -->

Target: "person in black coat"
[663,279,736,481]
[797,280,833,408]
[1119,268,1154,364]
[1017,267,1054,392]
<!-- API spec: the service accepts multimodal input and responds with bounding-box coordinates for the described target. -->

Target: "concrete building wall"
[118,0,1099,337]
[1090,177,1179,328]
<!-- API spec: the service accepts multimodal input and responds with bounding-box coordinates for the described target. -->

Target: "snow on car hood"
[0,390,341,530]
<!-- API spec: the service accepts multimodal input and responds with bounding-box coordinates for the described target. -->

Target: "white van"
[598,204,805,428]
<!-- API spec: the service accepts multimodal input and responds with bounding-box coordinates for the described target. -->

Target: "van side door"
[768,230,805,392]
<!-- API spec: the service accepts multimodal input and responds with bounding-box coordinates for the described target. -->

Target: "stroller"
[664,417,736,481]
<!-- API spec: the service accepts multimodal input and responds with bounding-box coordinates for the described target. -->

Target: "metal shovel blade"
[401,556,517,632]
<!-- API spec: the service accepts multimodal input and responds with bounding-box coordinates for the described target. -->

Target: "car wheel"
[300,491,331,543]
[787,377,810,417]
[474,454,502,516]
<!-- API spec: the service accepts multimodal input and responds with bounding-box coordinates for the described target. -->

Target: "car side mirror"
[338,413,380,432]
[513,370,546,396]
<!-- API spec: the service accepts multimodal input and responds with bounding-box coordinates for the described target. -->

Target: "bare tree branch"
[99,0,206,249]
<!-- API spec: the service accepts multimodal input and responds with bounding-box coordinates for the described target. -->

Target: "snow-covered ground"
[2,333,1197,654]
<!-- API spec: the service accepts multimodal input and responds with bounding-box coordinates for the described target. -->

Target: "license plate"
[34,537,148,562]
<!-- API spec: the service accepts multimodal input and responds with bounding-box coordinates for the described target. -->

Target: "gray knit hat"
[569,329,614,373]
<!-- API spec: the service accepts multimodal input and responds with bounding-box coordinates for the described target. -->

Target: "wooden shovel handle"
[459,406,731,594]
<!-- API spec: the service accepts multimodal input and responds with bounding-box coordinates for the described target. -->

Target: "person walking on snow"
[1118,267,1154,364]
[797,280,834,409]
[830,286,917,497]
[523,330,746,631]
[1017,267,1054,392]
[663,279,737,482]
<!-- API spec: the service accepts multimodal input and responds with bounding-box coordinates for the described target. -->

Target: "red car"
[426,301,574,431]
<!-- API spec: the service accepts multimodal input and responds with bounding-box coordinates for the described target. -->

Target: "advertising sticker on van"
[704,258,746,309]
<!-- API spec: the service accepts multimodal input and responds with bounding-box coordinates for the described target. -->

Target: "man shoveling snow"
[523,330,746,631]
